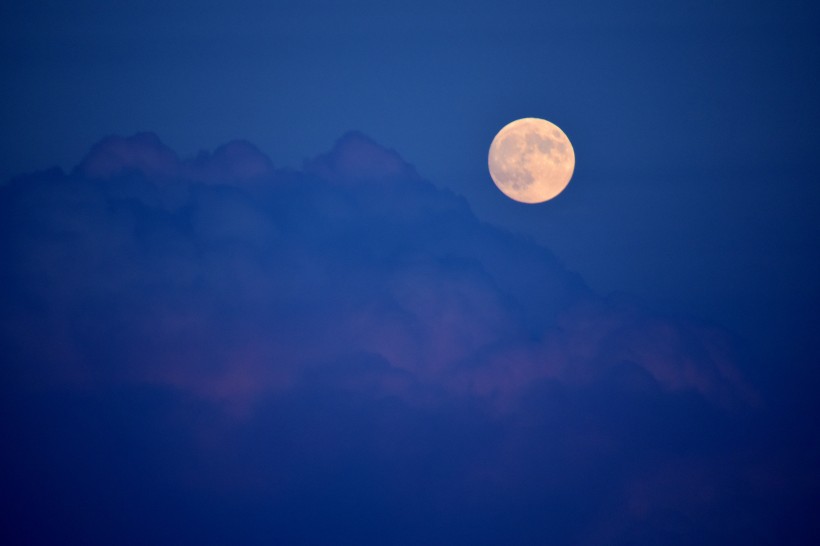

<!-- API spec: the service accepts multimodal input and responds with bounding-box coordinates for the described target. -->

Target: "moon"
[488,118,575,203]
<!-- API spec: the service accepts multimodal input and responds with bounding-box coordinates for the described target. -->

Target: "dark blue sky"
[2,0,819,544]
[4,0,819,341]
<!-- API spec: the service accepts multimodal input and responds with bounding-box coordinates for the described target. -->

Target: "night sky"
[2,1,819,544]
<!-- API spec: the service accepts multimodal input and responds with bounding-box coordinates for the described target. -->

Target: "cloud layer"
[1,132,750,406]
[0,133,803,545]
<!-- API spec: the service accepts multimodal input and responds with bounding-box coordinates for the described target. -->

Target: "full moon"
[488,118,575,203]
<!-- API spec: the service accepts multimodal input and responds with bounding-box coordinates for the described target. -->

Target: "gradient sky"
[2,1,819,544]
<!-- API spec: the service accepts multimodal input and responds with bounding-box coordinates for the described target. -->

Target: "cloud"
[304,131,418,184]
[1,132,798,545]
[0,131,752,408]
[77,132,274,184]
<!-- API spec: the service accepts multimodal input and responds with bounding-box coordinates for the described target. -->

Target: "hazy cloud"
[0,131,751,408]
[0,132,794,545]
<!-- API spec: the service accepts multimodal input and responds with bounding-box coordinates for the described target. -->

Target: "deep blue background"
[2,0,819,544]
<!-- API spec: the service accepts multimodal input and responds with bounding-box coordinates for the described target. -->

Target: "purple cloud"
[77,132,274,184]
[1,132,793,545]
[1,132,753,410]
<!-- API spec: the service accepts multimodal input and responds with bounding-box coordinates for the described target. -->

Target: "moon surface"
[488,118,575,203]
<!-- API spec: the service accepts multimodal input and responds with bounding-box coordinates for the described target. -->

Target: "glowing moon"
[488,118,575,203]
